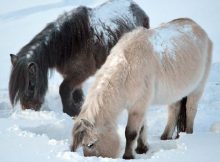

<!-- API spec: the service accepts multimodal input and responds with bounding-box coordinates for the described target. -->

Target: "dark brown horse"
[9,0,149,116]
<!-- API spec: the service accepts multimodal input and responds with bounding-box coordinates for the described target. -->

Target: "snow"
[149,24,196,60]
[0,0,220,162]
[90,0,136,44]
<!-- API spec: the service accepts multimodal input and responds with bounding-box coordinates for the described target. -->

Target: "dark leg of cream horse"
[161,90,206,139]
[161,88,206,139]
[123,97,150,159]
[161,47,212,138]
[135,123,148,154]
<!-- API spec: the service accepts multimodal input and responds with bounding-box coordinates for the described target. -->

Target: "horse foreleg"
[123,98,149,159]
[59,79,84,117]
[161,101,181,140]
[135,123,148,154]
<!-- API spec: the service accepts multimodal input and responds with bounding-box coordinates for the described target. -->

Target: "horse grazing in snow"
[71,18,212,159]
[9,0,149,116]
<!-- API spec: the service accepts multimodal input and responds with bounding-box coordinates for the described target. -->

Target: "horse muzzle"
[21,102,42,111]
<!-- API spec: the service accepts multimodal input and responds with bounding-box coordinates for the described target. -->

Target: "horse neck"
[24,7,91,69]
[80,84,124,128]
[18,25,60,69]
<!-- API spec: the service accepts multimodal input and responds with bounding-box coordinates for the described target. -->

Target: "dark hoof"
[135,145,148,154]
[160,134,172,140]
[175,133,180,139]
[123,154,134,160]
[186,129,193,134]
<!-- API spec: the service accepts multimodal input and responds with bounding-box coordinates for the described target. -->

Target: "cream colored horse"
[71,18,212,159]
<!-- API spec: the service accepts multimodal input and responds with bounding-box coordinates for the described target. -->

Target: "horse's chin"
[21,103,41,111]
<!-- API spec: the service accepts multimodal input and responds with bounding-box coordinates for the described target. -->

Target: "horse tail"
[176,97,187,135]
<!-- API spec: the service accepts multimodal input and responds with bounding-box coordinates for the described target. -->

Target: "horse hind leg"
[162,91,202,139]
[178,67,210,134]
[161,101,182,140]
[185,89,204,133]
[185,44,212,133]
[135,123,148,154]
[161,92,203,140]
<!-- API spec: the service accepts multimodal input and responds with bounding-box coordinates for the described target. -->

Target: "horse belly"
[152,71,203,105]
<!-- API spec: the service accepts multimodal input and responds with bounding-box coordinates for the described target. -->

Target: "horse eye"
[87,143,94,149]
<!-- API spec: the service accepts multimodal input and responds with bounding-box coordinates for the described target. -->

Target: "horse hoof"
[186,129,193,134]
[135,145,148,154]
[123,154,134,160]
[160,134,172,140]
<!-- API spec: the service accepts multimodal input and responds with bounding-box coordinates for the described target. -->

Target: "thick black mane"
[17,6,91,68]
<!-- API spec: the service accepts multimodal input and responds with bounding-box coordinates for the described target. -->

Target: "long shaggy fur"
[9,0,149,115]
[72,18,212,158]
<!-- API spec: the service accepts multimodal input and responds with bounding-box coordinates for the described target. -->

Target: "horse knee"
[125,127,137,141]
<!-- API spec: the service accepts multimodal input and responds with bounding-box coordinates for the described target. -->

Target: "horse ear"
[28,62,37,74]
[71,120,86,151]
[71,119,93,151]
[10,54,18,66]
[81,118,94,128]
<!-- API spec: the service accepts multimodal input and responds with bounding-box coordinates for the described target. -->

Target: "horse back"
[149,19,212,104]
[110,19,212,105]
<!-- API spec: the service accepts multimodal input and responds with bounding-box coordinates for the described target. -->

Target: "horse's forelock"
[9,58,48,107]
[9,60,29,105]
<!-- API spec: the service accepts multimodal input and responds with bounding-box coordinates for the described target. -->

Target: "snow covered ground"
[0,0,220,162]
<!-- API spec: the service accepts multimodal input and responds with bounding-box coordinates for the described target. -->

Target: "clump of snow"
[149,24,196,60]
[0,102,13,118]
[90,0,136,44]
[210,122,220,133]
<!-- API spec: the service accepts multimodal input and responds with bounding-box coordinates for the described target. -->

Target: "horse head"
[71,118,120,158]
[9,54,47,111]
